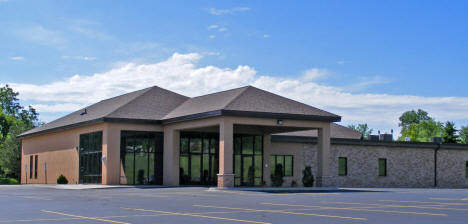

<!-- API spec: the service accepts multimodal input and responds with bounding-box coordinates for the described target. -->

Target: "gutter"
[434,143,441,187]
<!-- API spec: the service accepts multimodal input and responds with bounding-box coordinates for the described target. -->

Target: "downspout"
[434,143,441,188]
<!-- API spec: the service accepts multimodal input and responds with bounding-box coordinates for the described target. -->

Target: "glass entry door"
[234,135,263,186]
[120,131,163,185]
[179,133,218,185]
[79,131,102,184]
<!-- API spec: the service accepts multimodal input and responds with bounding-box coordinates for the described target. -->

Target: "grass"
[0,177,19,184]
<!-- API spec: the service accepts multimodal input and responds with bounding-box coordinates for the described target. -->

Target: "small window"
[34,155,38,179]
[29,156,33,179]
[465,161,468,178]
[270,155,293,176]
[338,157,347,176]
[378,158,387,176]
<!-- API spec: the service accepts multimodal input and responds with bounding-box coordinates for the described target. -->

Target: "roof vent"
[80,108,87,115]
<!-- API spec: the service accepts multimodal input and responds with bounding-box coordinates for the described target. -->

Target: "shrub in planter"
[57,174,68,184]
[302,166,314,187]
[291,180,298,187]
[270,164,284,187]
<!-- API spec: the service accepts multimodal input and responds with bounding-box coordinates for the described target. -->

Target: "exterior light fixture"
[277,120,284,125]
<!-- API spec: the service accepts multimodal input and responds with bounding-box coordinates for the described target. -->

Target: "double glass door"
[179,133,218,185]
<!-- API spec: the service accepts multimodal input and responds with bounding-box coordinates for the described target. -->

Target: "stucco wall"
[21,123,107,184]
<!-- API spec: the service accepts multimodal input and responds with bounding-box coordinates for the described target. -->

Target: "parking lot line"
[193,204,367,221]
[41,210,130,224]
[320,201,468,211]
[379,200,468,206]
[261,202,448,217]
[0,217,83,223]
[122,207,271,224]
[20,196,52,200]
[430,198,468,201]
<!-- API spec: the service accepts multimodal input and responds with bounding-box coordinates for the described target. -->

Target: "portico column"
[217,119,234,188]
[163,128,180,186]
[316,124,331,187]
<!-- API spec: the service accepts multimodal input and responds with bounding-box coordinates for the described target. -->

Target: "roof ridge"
[188,85,249,100]
[221,85,251,109]
[103,86,156,118]
[245,85,340,117]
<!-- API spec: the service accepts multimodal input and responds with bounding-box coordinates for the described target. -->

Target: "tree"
[0,120,27,177]
[398,109,443,142]
[347,124,373,139]
[459,126,468,144]
[0,85,40,178]
[442,121,458,143]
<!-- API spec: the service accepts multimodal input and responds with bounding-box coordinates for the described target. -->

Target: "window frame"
[378,158,387,177]
[338,157,347,176]
[270,155,294,177]
[465,161,468,178]
[34,155,38,179]
[29,155,33,179]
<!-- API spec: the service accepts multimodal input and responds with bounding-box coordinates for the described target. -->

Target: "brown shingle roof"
[19,85,341,138]
[18,86,188,137]
[163,86,340,122]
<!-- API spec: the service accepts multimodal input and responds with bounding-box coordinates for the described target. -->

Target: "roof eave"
[162,109,341,124]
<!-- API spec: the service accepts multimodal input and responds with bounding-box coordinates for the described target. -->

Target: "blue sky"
[1,0,468,135]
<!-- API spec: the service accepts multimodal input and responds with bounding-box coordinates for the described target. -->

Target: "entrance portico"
[162,116,332,188]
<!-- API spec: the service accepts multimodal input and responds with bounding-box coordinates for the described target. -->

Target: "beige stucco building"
[19,86,468,188]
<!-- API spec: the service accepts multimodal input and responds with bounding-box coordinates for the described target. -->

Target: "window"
[465,161,468,178]
[378,158,387,176]
[338,157,347,176]
[29,156,33,179]
[34,155,38,179]
[233,135,263,187]
[270,155,293,177]
[120,131,164,185]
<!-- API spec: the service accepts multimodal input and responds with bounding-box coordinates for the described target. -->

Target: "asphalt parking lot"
[0,186,468,224]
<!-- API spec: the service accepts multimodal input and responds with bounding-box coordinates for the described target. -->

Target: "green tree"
[398,109,443,142]
[442,121,458,143]
[347,124,373,139]
[459,126,468,144]
[0,85,39,178]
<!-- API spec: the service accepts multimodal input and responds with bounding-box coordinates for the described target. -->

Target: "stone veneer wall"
[271,138,468,188]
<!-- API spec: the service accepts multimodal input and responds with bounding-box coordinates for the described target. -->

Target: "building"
[18,86,468,188]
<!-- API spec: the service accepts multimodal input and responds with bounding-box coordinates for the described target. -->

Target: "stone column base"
[217,173,235,188]
[315,176,334,187]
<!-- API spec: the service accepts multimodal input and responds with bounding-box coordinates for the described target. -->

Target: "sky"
[1,0,468,136]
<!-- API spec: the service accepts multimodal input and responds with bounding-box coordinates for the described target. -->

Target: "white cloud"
[208,7,250,16]
[263,34,270,38]
[337,61,345,65]
[10,56,24,60]
[32,103,84,113]
[61,56,97,61]
[7,53,468,136]
[16,26,66,47]
[71,26,111,40]
[207,25,219,29]
[0,0,8,3]
[344,76,391,92]
[218,27,228,32]
[301,68,329,81]
[209,35,216,39]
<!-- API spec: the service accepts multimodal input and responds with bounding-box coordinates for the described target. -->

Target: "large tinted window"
[270,155,293,177]
[120,131,163,185]
[234,135,263,186]
[338,157,347,176]
[79,131,102,184]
